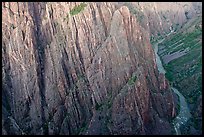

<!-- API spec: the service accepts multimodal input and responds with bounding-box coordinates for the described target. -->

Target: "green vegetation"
[173,23,180,31]
[157,17,202,130]
[70,3,87,16]
[43,122,49,134]
[95,102,103,111]
[181,117,202,135]
[95,91,113,111]
[77,122,88,134]
[128,75,137,85]
[125,3,144,24]
[197,75,202,92]
[105,91,113,109]
[155,16,202,133]
[193,118,201,130]
[159,18,202,57]
[150,36,155,43]
[150,35,164,45]
[164,64,174,81]
[173,93,180,119]
[177,103,180,112]
[131,9,144,23]
[163,15,167,20]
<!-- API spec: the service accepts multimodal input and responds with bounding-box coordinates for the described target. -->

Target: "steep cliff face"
[117,2,201,40]
[2,2,175,135]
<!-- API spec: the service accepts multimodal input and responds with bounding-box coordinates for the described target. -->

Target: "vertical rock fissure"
[2,45,13,115]
[73,18,86,74]
[3,2,198,135]
[28,2,48,134]
[71,92,81,129]
[61,48,72,89]
[105,46,113,94]
[96,4,108,37]
[81,13,95,64]
[72,17,93,98]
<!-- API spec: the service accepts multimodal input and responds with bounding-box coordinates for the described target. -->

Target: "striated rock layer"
[2,2,176,135]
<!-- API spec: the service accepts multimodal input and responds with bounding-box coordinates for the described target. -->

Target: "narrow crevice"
[73,18,86,74]
[28,2,48,135]
[72,17,93,95]
[2,42,17,119]
[61,47,73,90]
[96,4,108,37]
[81,13,95,64]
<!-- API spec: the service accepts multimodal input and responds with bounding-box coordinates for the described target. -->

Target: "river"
[153,39,191,135]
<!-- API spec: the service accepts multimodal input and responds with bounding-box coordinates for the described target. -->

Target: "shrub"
[77,122,88,134]
[163,15,167,20]
[95,102,102,110]
[165,72,173,81]
[70,3,87,16]
[128,75,137,85]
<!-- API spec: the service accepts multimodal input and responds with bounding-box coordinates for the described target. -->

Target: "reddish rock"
[2,2,199,135]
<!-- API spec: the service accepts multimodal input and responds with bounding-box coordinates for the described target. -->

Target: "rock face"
[2,2,178,135]
[120,2,201,38]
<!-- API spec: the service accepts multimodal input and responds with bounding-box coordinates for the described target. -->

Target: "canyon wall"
[2,2,196,135]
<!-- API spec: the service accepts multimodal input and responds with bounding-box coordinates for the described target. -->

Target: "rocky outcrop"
[2,2,176,135]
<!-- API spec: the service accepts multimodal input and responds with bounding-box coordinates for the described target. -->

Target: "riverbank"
[153,39,191,135]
